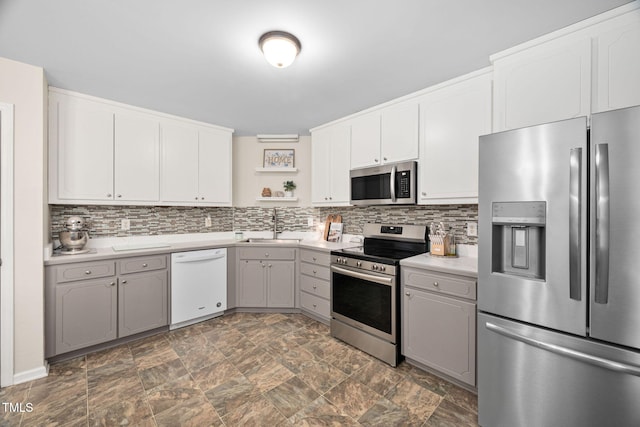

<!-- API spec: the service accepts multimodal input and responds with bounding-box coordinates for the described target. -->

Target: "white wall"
[232,136,311,207]
[0,57,47,382]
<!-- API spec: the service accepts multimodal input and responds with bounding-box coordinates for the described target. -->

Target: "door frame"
[1,102,15,387]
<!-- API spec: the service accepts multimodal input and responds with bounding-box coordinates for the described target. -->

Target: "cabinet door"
[350,112,381,169]
[237,260,267,307]
[119,270,168,338]
[311,127,332,204]
[114,111,160,202]
[419,73,492,204]
[160,121,199,203]
[53,95,114,201]
[198,129,232,205]
[311,124,351,205]
[55,278,117,355]
[595,19,640,112]
[267,261,295,307]
[493,37,591,131]
[381,102,419,164]
[329,126,352,205]
[403,287,476,386]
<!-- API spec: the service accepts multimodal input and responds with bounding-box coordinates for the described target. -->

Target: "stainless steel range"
[330,223,428,366]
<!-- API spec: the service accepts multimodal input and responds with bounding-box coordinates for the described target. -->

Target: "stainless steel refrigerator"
[478,105,640,426]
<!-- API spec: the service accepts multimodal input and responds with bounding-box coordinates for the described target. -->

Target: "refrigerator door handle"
[595,143,610,304]
[569,147,582,301]
[485,322,640,377]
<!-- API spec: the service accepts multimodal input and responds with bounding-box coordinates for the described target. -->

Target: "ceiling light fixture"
[258,31,301,68]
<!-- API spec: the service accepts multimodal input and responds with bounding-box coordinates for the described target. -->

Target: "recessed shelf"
[255,167,298,173]
[256,197,298,202]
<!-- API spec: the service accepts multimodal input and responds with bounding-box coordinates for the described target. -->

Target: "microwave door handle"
[390,165,397,202]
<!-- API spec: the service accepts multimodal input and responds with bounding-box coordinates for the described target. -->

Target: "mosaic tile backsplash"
[50,204,478,245]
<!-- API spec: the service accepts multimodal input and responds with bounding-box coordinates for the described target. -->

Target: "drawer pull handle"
[313,304,317,308]
[109,282,115,287]
[312,257,317,261]
[121,280,127,284]
[313,285,317,290]
[313,270,317,274]
[433,281,439,287]
[268,264,272,268]
[405,291,411,296]
[142,263,148,267]
[85,270,91,275]
[265,253,270,257]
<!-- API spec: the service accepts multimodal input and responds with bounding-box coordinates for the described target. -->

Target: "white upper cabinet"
[492,36,591,132]
[492,2,640,131]
[48,88,233,206]
[197,129,232,204]
[349,112,381,169]
[311,123,351,206]
[50,93,114,202]
[160,121,200,203]
[419,70,492,204]
[381,101,419,164]
[160,121,232,206]
[594,10,640,112]
[114,111,160,202]
[349,101,419,169]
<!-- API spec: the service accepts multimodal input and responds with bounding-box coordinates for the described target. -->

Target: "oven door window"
[351,173,391,201]
[332,271,392,334]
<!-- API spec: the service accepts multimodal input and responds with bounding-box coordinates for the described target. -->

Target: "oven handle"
[331,265,393,286]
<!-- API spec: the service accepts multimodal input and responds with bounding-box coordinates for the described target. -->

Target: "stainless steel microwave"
[350,161,417,206]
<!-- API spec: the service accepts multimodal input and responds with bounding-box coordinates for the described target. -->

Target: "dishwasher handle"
[173,253,226,263]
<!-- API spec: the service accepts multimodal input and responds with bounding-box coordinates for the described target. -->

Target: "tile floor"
[0,312,478,426]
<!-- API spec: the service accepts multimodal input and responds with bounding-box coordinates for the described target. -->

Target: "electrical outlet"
[307,217,314,227]
[467,222,478,237]
[205,215,212,227]
[121,219,130,231]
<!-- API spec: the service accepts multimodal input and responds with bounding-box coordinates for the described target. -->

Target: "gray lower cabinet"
[299,249,331,321]
[118,269,168,338]
[54,276,118,355]
[401,266,477,387]
[237,247,296,308]
[46,255,169,357]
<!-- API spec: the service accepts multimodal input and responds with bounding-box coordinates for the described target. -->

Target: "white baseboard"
[12,363,49,385]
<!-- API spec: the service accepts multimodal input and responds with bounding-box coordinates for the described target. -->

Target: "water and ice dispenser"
[491,201,546,280]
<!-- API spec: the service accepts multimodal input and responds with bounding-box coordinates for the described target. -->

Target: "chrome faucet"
[272,208,278,239]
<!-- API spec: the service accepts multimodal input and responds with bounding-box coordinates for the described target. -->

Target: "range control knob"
[356,261,362,267]
[372,264,379,271]
[380,265,386,272]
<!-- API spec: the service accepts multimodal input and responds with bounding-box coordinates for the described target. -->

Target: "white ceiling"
[0,0,633,135]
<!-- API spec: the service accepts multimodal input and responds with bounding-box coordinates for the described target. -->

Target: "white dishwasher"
[170,248,227,329]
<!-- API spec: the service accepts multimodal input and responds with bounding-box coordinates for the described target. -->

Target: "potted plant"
[283,180,296,197]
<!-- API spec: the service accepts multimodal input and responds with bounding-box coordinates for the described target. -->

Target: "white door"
[198,129,231,204]
[55,96,114,200]
[381,102,419,164]
[160,121,199,203]
[114,111,160,202]
[350,112,381,169]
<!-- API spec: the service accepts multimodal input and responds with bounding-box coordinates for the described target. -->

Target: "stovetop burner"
[331,223,428,265]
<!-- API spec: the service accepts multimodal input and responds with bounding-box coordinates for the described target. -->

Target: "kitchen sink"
[246,238,301,244]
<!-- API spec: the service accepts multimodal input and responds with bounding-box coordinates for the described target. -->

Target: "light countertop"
[401,252,478,278]
[44,232,362,266]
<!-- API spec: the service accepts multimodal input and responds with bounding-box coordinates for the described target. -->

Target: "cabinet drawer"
[300,275,330,299]
[119,255,167,275]
[403,268,476,300]
[300,292,330,319]
[56,261,116,283]
[238,247,296,261]
[299,250,330,266]
[300,262,330,281]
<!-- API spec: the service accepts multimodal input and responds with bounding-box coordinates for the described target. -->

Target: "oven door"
[330,264,396,343]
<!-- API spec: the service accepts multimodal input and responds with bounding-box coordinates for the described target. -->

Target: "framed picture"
[263,149,295,169]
